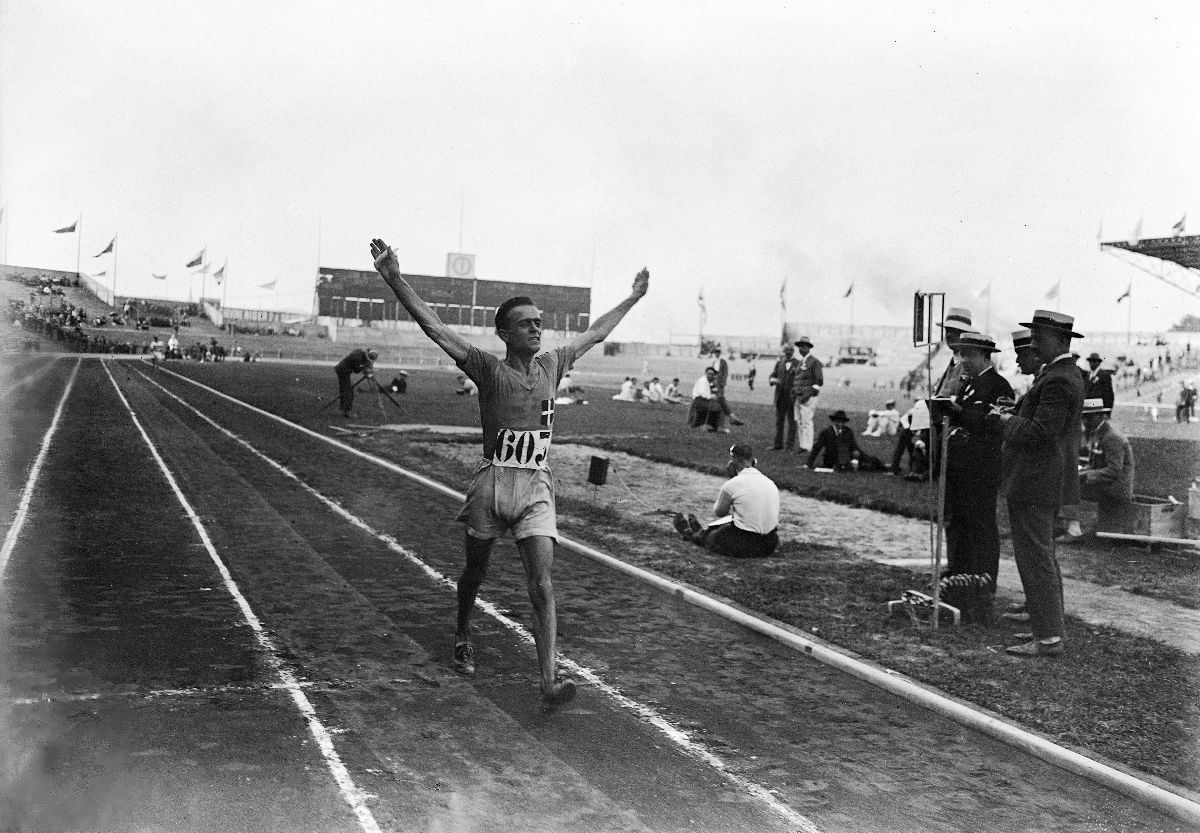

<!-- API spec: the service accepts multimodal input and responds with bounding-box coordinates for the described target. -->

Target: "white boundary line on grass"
[101,362,383,833]
[138,367,820,833]
[154,364,1200,828]
[0,359,80,579]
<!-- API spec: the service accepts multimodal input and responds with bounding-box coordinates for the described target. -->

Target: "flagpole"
[1127,288,1132,346]
[985,284,991,335]
[112,231,119,307]
[76,213,82,280]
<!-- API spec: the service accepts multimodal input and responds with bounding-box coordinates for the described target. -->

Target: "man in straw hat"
[990,310,1084,657]
[938,332,1013,623]
[1079,397,1135,534]
[371,236,649,708]
[792,335,824,454]
[933,307,973,397]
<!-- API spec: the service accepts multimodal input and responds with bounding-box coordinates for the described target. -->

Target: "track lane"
[136,363,1193,832]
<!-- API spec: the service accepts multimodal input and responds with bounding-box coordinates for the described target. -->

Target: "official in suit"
[941,332,1013,622]
[791,336,824,453]
[992,310,1085,657]
[805,410,861,470]
[933,307,973,397]
[1079,397,1135,534]
[1083,352,1115,411]
[769,344,798,450]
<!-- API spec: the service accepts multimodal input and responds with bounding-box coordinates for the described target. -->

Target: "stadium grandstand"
[1101,232,1200,301]
[315,267,591,333]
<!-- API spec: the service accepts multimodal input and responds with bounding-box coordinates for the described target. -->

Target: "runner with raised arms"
[370,237,649,708]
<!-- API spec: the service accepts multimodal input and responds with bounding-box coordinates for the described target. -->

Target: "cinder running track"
[0,357,1192,833]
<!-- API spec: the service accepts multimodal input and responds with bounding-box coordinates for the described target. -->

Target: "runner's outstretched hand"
[371,238,400,280]
[632,268,649,299]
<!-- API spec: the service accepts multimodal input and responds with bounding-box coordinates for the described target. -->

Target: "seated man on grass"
[687,367,725,431]
[1079,397,1135,534]
[673,443,780,558]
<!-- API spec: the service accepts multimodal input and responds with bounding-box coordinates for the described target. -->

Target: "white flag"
[260,279,276,290]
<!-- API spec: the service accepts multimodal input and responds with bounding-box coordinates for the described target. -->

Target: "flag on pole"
[1045,282,1060,301]
[779,277,787,313]
[53,221,77,234]
[698,287,707,329]
[152,272,167,280]
[93,270,106,277]
[1128,217,1142,246]
[185,248,205,268]
[975,284,990,300]
[1117,283,1131,303]
[213,261,226,284]
[94,237,115,257]
[0,206,5,223]
[1172,213,1187,237]
[259,279,276,290]
[843,282,854,298]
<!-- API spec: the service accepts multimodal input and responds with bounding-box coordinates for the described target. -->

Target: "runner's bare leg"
[457,533,493,636]
[517,535,558,692]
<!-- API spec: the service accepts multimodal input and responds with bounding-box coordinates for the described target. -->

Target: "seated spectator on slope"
[455,373,478,396]
[612,377,641,402]
[1079,397,1135,534]
[889,400,930,480]
[687,368,724,431]
[1176,381,1197,423]
[672,443,780,558]
[806,410,863,471]
[863,399,901,437]
[644,377,665,403]
[663,377,683,404]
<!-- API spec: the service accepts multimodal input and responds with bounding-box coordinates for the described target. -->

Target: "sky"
[2,0,1198,344]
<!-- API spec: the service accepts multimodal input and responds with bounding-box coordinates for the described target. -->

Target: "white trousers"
[794,396,818,450]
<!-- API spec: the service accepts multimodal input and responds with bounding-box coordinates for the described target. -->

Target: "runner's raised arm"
[371,237,470,364]
[567,268,649,359]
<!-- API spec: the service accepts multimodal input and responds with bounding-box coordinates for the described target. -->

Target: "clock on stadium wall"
[446,253,476,279]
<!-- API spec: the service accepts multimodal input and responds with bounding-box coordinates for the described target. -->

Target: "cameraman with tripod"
[335,347,378,418]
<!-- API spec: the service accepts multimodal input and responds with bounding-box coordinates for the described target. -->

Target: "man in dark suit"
[1083,352,1115,411]
[805,410,861,470]
[991,310,1085,657]
[335,347,378,418]
[933,307,973,397]
[940,332,1013,623]
[769,344,798,450]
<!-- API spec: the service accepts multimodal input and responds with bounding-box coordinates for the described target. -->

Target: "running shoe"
[672,513,691,538]
[541,678,577,710]
[452,635,475,675]
[686,513,703,535]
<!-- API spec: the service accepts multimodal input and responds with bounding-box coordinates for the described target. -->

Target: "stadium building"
[314,267,591,333]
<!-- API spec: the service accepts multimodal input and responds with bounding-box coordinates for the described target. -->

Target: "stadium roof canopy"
[1101,235,1200,271]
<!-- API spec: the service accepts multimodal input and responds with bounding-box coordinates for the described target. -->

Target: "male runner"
[371,237,648,707]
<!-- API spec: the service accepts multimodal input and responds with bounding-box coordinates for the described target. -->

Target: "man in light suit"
[791,336,824,454]
[991,310,1085,657]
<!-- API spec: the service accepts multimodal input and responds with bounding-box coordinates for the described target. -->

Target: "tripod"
[317,374,403,419]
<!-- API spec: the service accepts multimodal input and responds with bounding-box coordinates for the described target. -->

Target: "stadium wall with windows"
[315,267,591,332]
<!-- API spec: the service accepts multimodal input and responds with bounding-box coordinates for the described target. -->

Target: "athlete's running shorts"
[456,460,558,542]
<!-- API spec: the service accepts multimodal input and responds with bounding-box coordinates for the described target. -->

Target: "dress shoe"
[1006,639,1063,657]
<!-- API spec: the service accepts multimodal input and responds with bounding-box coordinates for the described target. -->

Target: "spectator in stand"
[1176,381,1197,423]
[688,367,724,431]
[663,378,683,404]
[672,443,780,558]
[456,373,478,396]
[1083,352,1115,410]
[747,364,757,391]
[792,336,823,454]
[769,344,798,450]
[862,399,901,436]
[805,410,861,470]
[1079,397,1135,534]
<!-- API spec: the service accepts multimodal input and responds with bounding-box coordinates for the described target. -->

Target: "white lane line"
[140,368,820,832]
[152,364,1200,828]
[0,359,80,580]
[102,362,382,833]
[8,681,321,706]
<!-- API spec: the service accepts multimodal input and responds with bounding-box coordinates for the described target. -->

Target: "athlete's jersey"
[458,344,576,469]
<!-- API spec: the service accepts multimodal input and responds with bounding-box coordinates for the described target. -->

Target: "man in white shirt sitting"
[863,399,901,436]
[674,443,780,558]
[687,367,724,430]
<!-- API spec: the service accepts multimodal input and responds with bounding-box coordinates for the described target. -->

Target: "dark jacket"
[793,354,824,404]
[807,423,860,469]
[1083,369,1115,410]
[336,348,374,376]
[947,365,1013,478]
[995,354,1085,506]
[769,357,797,406]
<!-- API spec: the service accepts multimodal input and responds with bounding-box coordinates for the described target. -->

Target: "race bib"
[492,428,552,469]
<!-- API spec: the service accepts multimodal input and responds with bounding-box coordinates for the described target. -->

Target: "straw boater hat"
[829,409,851,423]
[1011,328,1033,350]
[794,335,814,347]
[938,307,973,330]
[955,331,1000,353]
[1081,397,1111,415]
[1020,309,1083,339]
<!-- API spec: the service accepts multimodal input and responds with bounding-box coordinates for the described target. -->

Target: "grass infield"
[168,360,1200,792]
